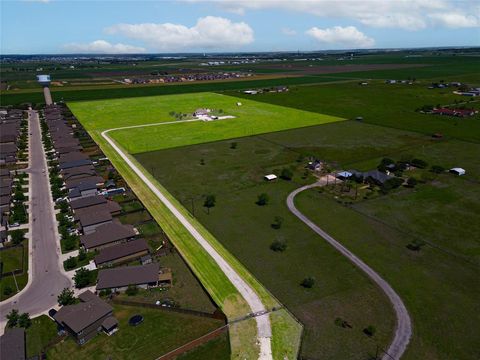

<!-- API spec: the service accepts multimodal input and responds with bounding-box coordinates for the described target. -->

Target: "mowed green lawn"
[68,92,344,153]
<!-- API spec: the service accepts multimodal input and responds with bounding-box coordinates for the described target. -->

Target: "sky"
[1,0,479,54]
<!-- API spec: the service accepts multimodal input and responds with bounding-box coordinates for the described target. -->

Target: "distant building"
[264,174,278,181]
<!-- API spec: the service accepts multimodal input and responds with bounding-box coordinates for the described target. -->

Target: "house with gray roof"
[81,221,136,251]
[95,239,149,267]
[96,263,160,292]
[0,328,25,360]
[53,290,118,345]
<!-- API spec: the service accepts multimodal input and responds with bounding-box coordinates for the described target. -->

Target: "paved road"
[287,179,412,360]
[102,127,273,360]
[0,110,72,333]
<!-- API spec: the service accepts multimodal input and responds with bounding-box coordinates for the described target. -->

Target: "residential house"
[81,221,136,251]
[53,290,118,345]
[96,263,160,292]
[0,328,26,360]
[94,239,149,267]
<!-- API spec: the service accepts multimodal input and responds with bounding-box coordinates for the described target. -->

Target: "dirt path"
[286,176,412,360]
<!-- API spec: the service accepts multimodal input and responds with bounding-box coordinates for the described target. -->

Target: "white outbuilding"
[264,174,278,181]
[449,167,466,176]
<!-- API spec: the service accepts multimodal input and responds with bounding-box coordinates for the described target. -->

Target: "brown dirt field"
[256,63,428,75]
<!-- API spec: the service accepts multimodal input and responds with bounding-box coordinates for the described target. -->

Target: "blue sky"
[1,0,479,54]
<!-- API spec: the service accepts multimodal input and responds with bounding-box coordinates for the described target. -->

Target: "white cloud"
[306,26,375,48]
[184,0,478,31]
[281,27,297,36]
[429,12,480,28]
[105,16,254,50]
[63,40,146,54]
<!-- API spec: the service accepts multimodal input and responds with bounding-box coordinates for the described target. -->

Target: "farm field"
[228,79,480,142]
[134,121,480,358]
[71,75,480,359]
[71,93,304,359]
[46,304,226,360]
[69,92,344,153]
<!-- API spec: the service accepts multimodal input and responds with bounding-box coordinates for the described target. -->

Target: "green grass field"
[0,241,29,301]
[70,74,480,359]
[228,80,480,142]
[133,118,480,359]
[71,93,304,359]
[69,92,344,153]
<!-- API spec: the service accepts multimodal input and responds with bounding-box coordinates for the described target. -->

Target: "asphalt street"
[0,110,72,333]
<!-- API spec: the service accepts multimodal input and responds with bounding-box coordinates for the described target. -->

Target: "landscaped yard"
[0,240,29,301]
[47,304,226,360]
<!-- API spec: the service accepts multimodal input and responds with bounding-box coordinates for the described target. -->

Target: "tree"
[411,158,428,169]
[200,158,205,166]
[280,168,293,181]
[271,216,283,230]
[62,235,77,251]
[126,285,138,296]
[230,142,238,149]
[10,230,25,245]
[73,268,92,289]
[270,240,287,252]
[18,313,31,329]
[381,177,404,193]
[406,177,417,187]
[256,193,269,206]
[78,248,87,262]
[301,277,315,288]
[6,309,19,328]
[363,325,376,337]
[64,256,77,270]
[430,165,445,174]
[203,194,216,214]
[58,288,76,306]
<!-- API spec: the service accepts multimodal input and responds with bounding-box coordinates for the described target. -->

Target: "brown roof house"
[78,210,112,235]
[80,221,136,251]
[0,328,26,360]
[95,239,149,268]
[97,263,160,292]
[53,290,118,345]
[73,200,121,220]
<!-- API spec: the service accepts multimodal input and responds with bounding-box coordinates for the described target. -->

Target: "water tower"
[37,74,53,105]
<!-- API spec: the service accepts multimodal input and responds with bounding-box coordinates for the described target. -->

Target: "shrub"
[3,286,13,296]
[270,240,287,252]
[62,236,77,251]
[411,158,428,169]
[230,142,238,149]
[10,230,25,245]
[301,277,315,288]
[363,325,376,337]
[381,177,404,193]
[280,168,293,181]
[271,216,284,229]
[406,239,426,251]
[430,165,445,174]
[73,268,93,289]
[406,177,417,187]
[78,248,87,262]
[256,193,270,206]
[64,256,77,270]
[126,285,139,296]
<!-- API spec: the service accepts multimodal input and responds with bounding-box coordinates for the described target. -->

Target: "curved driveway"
[287,180,412,360]
[0,111,72,333]
[102,125,272,360]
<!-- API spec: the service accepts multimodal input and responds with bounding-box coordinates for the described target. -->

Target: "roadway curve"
[287,180,412,360]
[0,111,72,333]
[101,126,273,360]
